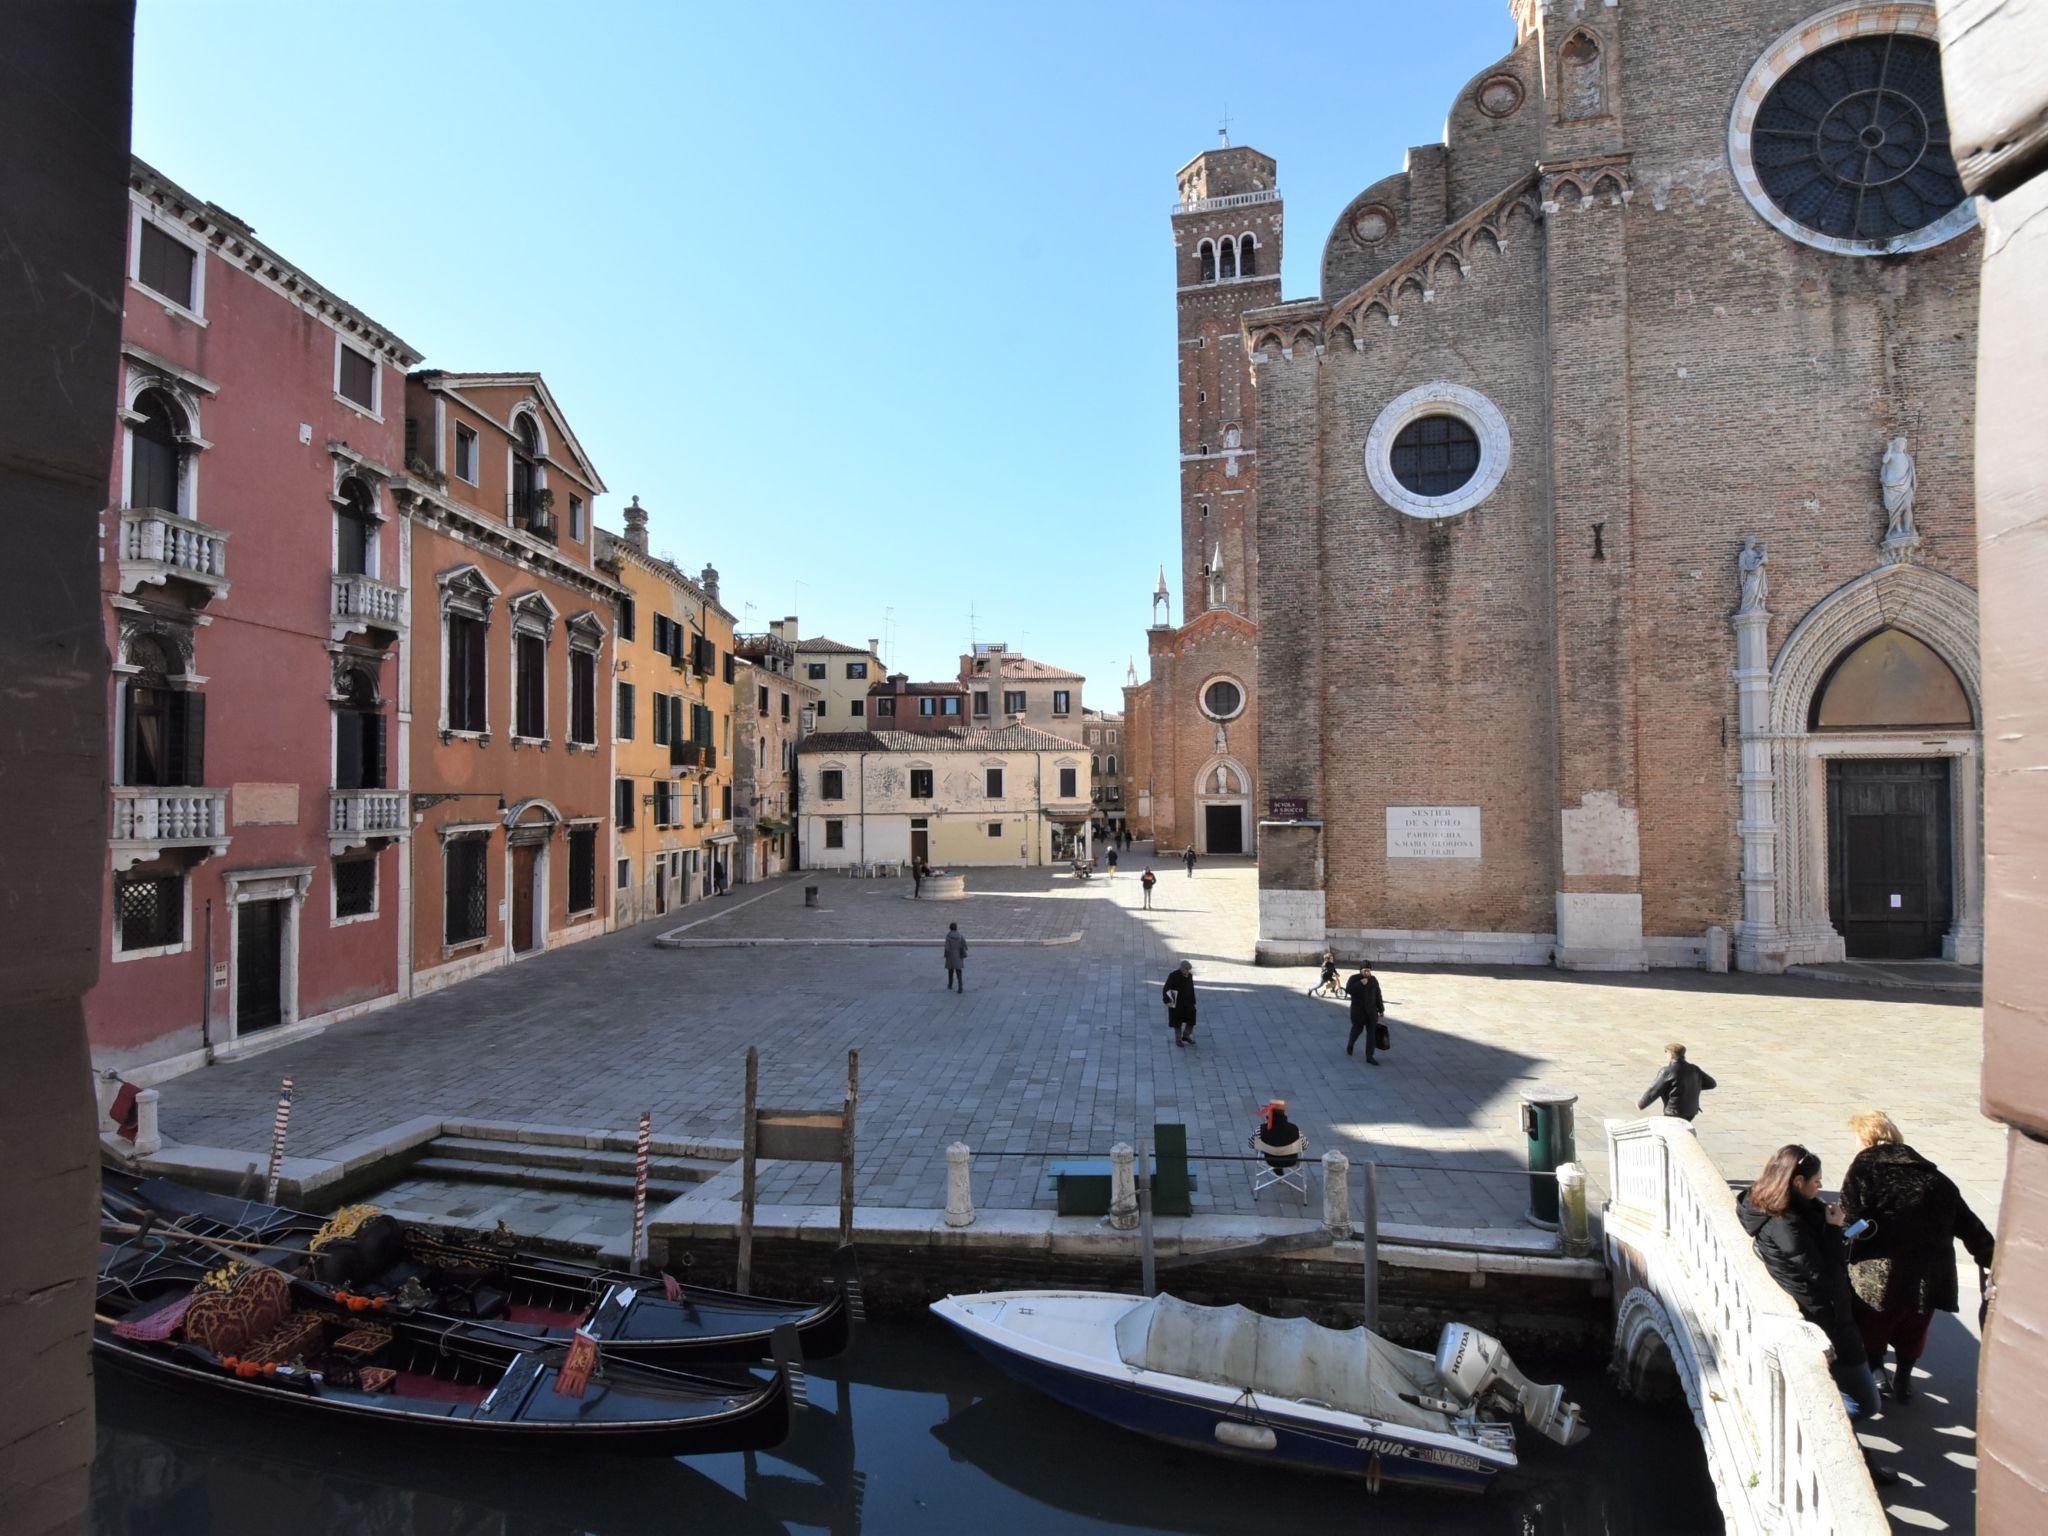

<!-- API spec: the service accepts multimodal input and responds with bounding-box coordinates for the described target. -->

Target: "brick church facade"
[1125,146,1280,858]
[1248,0,1982,973]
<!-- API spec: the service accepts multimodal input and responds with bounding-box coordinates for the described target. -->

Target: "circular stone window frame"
[1351,203,1397,247]
[1363,382,1512,521]
[1198,674,1247,723]
[1474,73,1525,119]
[1728,1,1976,258]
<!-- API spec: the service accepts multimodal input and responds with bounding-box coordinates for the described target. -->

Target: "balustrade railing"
[330,789,408,836]
[331,571,404,629]
[120,507,229,585]
[1172,187,1281,215]
[112,786,228,845]
[1605,1117,1885,1535]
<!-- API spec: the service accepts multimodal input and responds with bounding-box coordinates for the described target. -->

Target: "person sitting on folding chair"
[1251,1100,1308,1200]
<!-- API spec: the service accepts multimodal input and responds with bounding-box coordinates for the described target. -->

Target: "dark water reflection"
[92,1318,1717,1535]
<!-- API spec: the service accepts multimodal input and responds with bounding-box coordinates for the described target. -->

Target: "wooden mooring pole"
[738,1046,758,1295]
[839,1049,858,1246]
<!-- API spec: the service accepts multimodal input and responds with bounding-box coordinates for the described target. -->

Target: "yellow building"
[598,500,737,924]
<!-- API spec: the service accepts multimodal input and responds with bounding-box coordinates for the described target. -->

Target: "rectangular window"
[757,684,769,715]
[917,697,935,716]
[692,634,716,674]
[876,697,896,718]
[1059,767,1078,797]
[780,693,791,722]
[847,661,868,679]
[806,662,827,680]
[116,872,183,951]
[721,785,732,820]
[443,837,488,945]
[1003,691,1026,714]
[973,691,989,717]
[910,769,934,799]
[446,614,487,732]
[987,822,1003,838]
[334,708,386,791]
[942,697,961,715]
[849,699,865,718]
[567,825,597,915]
[723,651,735,685]
[985,767,1004,798]
[515,633,547,738]
[570,650,596,745]
[122,685,206,787]
[454,423,479,483]
[617,681,636,740]
[568,495,585,541]
[1052,690,1071,715]
[333,856,377,919]
[337,343,377,411]
[652,692,670,746]
[618,596,635,641]
[615,777,635,829]
[617,856,631,890]
[820,769,844,800]
[824,819,845,849]
[815,699,826,716]
[136,221,197,311]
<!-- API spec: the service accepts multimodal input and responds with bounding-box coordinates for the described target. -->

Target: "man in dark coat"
[1841,1112,1996,1402]
[1636,1043,1716,1121]
[1344,963,1384,1064]
[1182,844,1197,877]
[1162,961,1197,1046]
[942,922,967,992]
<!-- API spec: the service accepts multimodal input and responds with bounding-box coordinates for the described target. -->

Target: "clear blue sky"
[134,0,1511,702]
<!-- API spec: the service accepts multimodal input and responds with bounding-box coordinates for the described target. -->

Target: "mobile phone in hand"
[1842,1217,1872,1241]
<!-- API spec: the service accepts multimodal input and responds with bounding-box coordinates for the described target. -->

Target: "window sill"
[332,909,380,928]
[333,391,384,425]
[441,728,491,745]
[128,278,207,327]
[443,937,491,958]
[509,735,550,751]
[567,738,597,753]
[567,905,597,920]
[112,939,192,964]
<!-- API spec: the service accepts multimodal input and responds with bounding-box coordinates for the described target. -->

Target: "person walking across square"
[1182,844,1197,877]
[1162,960,1197,1046]
[1140,868,1156,909]
[1637,1043,1716,1121]
[1345,962,1385,1064]
[1105,844,1118,878]
[943,922,967,993]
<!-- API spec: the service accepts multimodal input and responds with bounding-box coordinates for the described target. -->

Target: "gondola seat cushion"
[182,1268,293,1358]
[240,1311,327,1366]
[331,1324,395,1358]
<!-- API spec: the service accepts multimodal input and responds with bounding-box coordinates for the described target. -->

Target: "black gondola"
[94,1240,797,1456]
[104,1172,855,1366]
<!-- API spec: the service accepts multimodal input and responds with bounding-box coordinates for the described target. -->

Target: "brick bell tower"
[1172,141,1282,620]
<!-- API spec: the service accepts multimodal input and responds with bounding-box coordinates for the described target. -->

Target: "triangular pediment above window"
[565,609,607,653]
[437,563,498,618]
[508,589,559,634]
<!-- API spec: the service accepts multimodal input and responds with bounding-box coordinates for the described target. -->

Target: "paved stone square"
[148,848,2001,1234]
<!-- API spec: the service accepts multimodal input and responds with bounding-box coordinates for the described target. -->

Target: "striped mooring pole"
[631,1110,652,1274]
[263,1077,295,1204]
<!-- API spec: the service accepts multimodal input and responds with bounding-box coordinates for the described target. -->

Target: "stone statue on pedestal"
[1738,538,1768,614]
[1881,435,1922,563]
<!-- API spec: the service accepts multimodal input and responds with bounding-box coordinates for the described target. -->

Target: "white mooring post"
[1108,1142,1139,1231]
[1556,1161,1591,1257]
[1322,1148,1350,1235]
[132,1089,162,1158]
[945,1141,975,1227]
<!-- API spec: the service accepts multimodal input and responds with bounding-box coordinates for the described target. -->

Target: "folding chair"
[1249,1130,1309,1203]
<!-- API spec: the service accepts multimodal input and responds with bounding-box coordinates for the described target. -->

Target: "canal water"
[91,1318,1717,1535]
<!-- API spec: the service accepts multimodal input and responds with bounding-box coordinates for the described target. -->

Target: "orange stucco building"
[393,372,618,993]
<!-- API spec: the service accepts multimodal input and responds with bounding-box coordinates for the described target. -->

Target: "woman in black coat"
[1161,961,1197,1046]
[1737,1145,1882,1423]
[1841,1111,1995,1402]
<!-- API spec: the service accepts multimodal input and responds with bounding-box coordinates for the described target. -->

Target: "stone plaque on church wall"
[1386,805,1481,860]
[233,783,299,827]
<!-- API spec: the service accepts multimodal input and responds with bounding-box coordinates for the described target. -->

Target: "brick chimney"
[623,495,649,552]
[700,563,719,602]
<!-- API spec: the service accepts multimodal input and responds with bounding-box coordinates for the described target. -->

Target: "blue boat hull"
[943,1318,1502,1493]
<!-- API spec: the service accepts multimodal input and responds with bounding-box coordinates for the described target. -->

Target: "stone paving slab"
[146,851,2002,1231]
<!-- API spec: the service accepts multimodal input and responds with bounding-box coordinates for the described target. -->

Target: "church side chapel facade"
[1250,0,1982,973]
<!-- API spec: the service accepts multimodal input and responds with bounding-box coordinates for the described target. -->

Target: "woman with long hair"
[1841,1111,1995,1403]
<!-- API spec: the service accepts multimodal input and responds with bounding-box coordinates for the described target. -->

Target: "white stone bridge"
[1603,1117,1887,1535]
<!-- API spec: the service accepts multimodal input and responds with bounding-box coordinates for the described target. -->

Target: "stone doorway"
[1204,803,1245,854]
[510,843,543,954]
[235,899,286,1032]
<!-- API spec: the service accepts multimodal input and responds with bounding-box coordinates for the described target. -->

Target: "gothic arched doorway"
[1195,756,1252,856]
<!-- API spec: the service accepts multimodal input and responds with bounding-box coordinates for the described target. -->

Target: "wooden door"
[911,828,929,866]
[236,900,286,1033]
[1204,804,1244,855]
[511,844,539,953]
[1828,759,1952,959]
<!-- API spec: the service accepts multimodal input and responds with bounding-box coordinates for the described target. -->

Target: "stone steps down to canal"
[405,1133,729,1204]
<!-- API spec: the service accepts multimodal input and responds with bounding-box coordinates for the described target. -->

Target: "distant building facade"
[869,673,969,734]
[958,643,1085,739]
[797,634,885,728]
[1082,709,1126,829]
[797,726,1092,869]
[733,620,818,882]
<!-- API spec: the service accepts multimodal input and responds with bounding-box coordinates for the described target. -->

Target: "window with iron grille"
[443,837,488,945]
[570,651,597,745]
[617,681,636,741]
[116,872,183,952]
[1389,415,1480,496]
[821,769,844,801]
[515,633,547,738]
[137,221,197,310]
[446,613,487,731]
[614,777,635,829]
[910,769,934,799]
[333,856,377,919]
[1751,35,1965,243]
[567,825,597,914]
[824,819,844,849]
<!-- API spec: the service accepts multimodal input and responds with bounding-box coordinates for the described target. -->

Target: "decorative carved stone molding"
[1321,173,1543,338]
[1474,73,1525,119]
[1363,381,1513,521]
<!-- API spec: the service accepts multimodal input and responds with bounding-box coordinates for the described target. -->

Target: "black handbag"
[1374,1019,1391,1052]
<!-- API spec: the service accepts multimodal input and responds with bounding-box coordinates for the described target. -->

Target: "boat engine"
[1433,1324,1589,1447]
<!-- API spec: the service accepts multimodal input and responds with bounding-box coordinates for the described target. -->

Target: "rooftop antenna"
[1218,106,1231,148]
[968,599,978,652]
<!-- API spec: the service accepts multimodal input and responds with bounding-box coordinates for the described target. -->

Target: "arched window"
[336,478,375,577]
[1106,754,1118,776]
[1219,237,1237,279]
[1810,629,1973,730]
[122,634,203,787]
[1091,754,1101,775]
[511,413,542,531]
[1238,234,1258,276]
[335,666,386,790]
[1197,240,1215,282]
[131,390,184,513]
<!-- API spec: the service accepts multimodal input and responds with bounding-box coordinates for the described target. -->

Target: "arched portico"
[1735,562,1982,971]
[1194,754,1254,855]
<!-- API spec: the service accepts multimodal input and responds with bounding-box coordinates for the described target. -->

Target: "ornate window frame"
[1727,1,1976,258]
[507,591,557,747]
[437,564,498,741]
[1198,673,1247,722]
[1364,382,1512,520]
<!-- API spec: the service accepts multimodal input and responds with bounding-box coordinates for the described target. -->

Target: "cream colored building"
[796,725,1092,869]
[794,631,885,729]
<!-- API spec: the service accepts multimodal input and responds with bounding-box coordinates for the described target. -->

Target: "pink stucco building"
[92,158,422,1079]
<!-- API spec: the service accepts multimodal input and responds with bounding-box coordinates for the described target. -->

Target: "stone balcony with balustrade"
[330,571,405,643]
[118,507,230,606]
[111,787,230,870]
[330,789,409,853]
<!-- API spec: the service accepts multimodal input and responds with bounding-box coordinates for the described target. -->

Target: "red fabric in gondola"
[109,1081,139,1143]
[113,1288,197,1341]
[553,1328,599,1397]
[508,1303,588,1328]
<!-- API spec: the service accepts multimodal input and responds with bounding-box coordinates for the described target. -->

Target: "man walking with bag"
[1162,960,1198,1047]
[1345,961,1385,1065]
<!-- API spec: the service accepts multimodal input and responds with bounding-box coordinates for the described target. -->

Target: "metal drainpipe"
[858,750,868,866]
[201,898,214,1063]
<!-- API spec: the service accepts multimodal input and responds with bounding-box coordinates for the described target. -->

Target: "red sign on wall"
[1268,797,1309,821]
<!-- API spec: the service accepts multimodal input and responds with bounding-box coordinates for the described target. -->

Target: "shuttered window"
[124,685,205,787]
[570,651,596,745]
[567,826,597,915]
[338,344,376,410]
[446,615,487,731]
[515,633,547,738]
[821,769,844,800]
[1059,767,1077,798]
[335,708,386,790]
[617,681,636,741]
[136,222,196,310]
[614,777,635,829]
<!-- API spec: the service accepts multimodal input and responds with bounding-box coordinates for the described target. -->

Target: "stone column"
[1732,544,1785,972]
[1321,1148,1350,1236]
[944,1142,974,1228]
[132,1089,162,1159]
[1108,1142,1138,1231]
